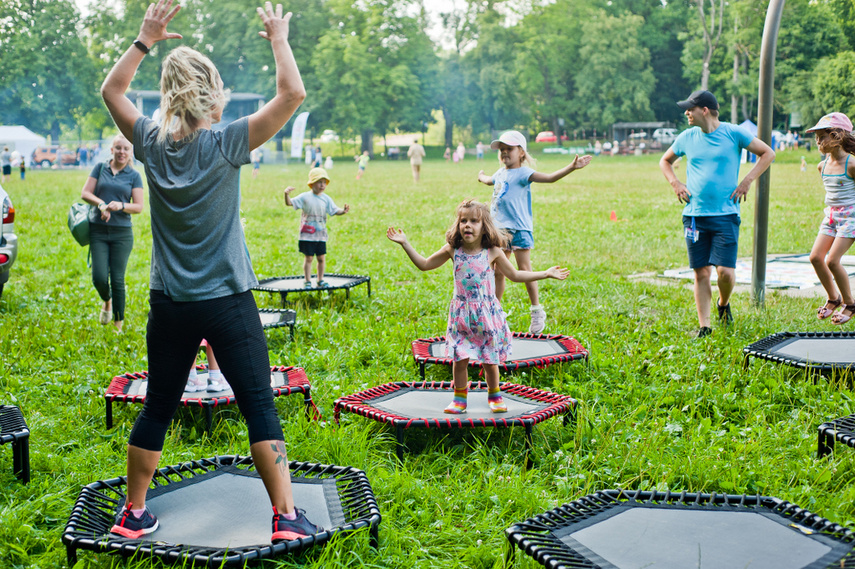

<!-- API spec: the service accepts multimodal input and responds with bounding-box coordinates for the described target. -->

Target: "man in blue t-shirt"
[659,90,775,338]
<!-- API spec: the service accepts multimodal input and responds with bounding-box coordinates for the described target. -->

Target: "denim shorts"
[819,205,855,239]
[504,229,534,251]
[683,214,740,269]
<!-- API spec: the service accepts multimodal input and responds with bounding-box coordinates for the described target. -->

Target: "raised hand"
[283,186,295,196]
[386,227,408,244]
[138,0,183,46]
[257,2,291,42]
[545,266,570,280]
[342,204,350,214]
[571,154,592,171]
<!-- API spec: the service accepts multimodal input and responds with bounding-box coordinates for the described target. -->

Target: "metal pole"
[752,0,785,307]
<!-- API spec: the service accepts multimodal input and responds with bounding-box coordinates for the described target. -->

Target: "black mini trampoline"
[334,381,576,461]
[62,455,381,567]
[258,308,297,340]
[505,489,855,569]
[104,365,318,433]
[412,332,588,379]
[0,405,30,483]
[743,331,855,374]
[818,414,855,457]
[253,274,370,306]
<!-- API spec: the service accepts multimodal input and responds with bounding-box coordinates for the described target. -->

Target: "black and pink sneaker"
[271,507,323,543]
[110,504,159,539]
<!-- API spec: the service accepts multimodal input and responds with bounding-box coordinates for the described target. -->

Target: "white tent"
[0,126,46,167]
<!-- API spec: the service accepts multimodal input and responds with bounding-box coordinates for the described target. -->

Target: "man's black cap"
[676,90,719,110]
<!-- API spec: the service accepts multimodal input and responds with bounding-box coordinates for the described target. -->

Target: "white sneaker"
[207,376,230,393]
[529,308,546,334]
[185,373,207,392]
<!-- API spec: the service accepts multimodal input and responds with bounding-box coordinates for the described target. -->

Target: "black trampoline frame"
[411,332,589,379]
[743,331,855,374]
[62,455,382,567]
[0,405,30,483]
[505,489,855,569]
[104,365,318,433]
[253,273,371,306]
[818,414,855,457]
[334,381,576,462]
[259,308,297,340]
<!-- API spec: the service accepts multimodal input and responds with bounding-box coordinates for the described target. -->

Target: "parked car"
[0,184,17,300]
[31,146,78,168]
[652,128,678,144]
[536,131,557,143]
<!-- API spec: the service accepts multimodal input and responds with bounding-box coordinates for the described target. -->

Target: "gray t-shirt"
[0,151,10,167]
[133,116,255,301]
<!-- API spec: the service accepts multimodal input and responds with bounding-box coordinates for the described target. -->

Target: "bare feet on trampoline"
[271,507,323,542]
[832,303,855,325]
[529,307,546,334]
[110,504,159,539]
[818,295,843,320]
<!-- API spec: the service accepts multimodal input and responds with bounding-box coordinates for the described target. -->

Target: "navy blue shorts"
[299,240,327,257]
[683,214,740,269]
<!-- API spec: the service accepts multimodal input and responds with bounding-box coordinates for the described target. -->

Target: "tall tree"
[697,0,726,90]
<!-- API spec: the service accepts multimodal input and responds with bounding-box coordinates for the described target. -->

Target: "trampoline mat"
[367,388,548,420]
[138,467,343,549]
[559,507,834,569]
[769,337,855,364]
[125,368,296,401]
[259,309,296,328]
[258,275,364,291]
[428,337,567,362]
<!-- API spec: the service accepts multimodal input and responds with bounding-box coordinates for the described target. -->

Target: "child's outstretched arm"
[489,247,569,282]
[477,170,494,185]
[530,154,592,184]
[337,204,350,215]
[283,186,295,207]
[386,227,451,271]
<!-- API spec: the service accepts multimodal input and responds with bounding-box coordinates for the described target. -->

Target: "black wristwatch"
[133,40,150,54]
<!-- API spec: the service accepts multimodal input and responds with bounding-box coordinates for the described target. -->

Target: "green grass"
[2,147,854,568]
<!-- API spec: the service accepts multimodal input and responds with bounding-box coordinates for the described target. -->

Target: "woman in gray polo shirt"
[80,134,144,332]
[100,0,320,542]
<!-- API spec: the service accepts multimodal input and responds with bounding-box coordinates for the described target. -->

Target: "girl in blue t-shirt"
[806,112,855,324]
[477,130,591,333]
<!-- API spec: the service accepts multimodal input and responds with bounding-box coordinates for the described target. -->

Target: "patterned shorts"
[819,205,855,239]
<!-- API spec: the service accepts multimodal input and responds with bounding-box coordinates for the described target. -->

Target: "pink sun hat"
[805,112,853,133]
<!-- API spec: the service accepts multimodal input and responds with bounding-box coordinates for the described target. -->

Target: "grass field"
[2,148,855,568]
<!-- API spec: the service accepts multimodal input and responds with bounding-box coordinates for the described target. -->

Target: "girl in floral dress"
[387,200,569,414]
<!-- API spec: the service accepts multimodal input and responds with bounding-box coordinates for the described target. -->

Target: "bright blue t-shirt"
[670,122,755,217]
[490,166,536,232]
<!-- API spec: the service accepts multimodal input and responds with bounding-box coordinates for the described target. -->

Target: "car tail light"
[0,254,8,264]
[3,205,13,224]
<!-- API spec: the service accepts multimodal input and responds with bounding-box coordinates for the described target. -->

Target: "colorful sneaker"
[207,376,229,392]
[110,504,159,539]
[529,308,546,334]
[185,372,207,393]
[318,280,330,288]
[303,280,313,289]
[271,507,323,543]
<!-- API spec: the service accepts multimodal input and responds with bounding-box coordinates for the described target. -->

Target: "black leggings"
[128,290,283,451]
[89,223,134,321]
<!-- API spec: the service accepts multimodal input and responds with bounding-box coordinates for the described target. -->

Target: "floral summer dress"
[445,247,512,364]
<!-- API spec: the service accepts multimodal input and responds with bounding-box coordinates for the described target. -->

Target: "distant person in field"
[283,167,349,288]
[100,0,321,543]
[477,130,591,333]
[457,141,466,162]
[444,146,451,162]
[805,113,855,325]
[659,89,774,338]
[355,149,369,179]
[387,200,568,413]
[0,147,10,183]
[80,133,144,333]
[407,139,425,182]
[476,141,485,160]
[251,147,262,178]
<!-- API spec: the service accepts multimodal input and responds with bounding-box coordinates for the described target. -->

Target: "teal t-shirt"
[670,122,755,217]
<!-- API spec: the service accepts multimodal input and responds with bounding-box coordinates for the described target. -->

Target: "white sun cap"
[490,130,527,152]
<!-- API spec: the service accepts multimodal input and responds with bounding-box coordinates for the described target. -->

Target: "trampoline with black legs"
[0,405,30,484]
[104,365,319,433]
[258,308,297,339]
[253,274,370,306]
[62,455,382,567]
[412,332,588,379]
[505,489,855,569]
[818,414,855,457]
[743,331,855,374]
[334,381,576,461]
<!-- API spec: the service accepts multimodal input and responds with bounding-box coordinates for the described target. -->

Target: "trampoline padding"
[258,275,365,291]
[427,337,566,361]
[368,388,549,421]
[505,490,855,569]
[743,332,855,372]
